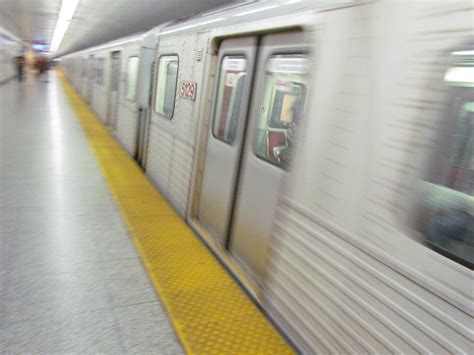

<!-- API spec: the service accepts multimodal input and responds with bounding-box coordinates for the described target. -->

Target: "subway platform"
[0,72,292,354]
[0,73,183,353]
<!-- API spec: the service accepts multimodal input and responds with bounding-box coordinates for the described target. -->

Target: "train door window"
[254,54,310,168]
[111,52,120,92]
[96,58,104,85]
[154,55,179,119]
[212,56,248,143]
[414,50,473,269]
[125,56,140,101]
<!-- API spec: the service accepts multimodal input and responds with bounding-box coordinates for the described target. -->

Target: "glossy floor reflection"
[0,72,183,353]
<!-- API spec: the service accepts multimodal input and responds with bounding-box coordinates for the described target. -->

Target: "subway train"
[61,1,473,353]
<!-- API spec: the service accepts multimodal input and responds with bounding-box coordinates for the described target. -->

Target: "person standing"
[15,55,25,81]
[34,56,51,82]
[34,57,44,77]
[41,58,51,83]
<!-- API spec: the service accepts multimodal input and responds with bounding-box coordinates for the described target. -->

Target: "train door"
[107,51,121,128]
[81,58,87,96]
[198,32,310,283]
[198,37,257,244]
[136,58,155,168]
[86,54,94,103]
[230,32,310,281]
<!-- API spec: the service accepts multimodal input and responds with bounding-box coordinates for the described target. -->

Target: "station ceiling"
[0,0,236,55]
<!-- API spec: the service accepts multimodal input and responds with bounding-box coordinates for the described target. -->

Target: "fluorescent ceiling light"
[59,0,79,20]
[50,0,79,53]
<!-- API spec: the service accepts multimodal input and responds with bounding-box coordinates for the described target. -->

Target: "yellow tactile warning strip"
[59,72,294,355]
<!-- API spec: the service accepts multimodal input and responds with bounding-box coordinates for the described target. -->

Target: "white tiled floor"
[0,73,183,353]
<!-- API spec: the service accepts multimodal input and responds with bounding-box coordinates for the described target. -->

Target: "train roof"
[61,0,353,58]
[61,32,146,58]
[150,0,353,37]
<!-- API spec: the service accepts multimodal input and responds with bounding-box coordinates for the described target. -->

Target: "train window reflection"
[255,54,310,168]
[155,55,179,119]
[125,56,139,101]
[415,54,473,269]
[212,56,247,143]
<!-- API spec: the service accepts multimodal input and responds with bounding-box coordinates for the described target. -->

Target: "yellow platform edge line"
[58,72,294,355]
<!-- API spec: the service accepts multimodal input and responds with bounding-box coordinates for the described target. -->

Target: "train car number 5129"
[179,81,197,101]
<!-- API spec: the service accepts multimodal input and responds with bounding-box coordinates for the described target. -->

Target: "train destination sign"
[179,81,197,101]
[267,56,310,74]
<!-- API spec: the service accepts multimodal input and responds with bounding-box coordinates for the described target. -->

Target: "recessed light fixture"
[50,0,79,54]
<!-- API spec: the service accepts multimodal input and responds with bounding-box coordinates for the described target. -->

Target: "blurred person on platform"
[14,55,25,81]
[34,56,51,82]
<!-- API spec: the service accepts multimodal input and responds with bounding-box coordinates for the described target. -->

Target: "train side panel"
[263,2,473,353]
[90,49,110,124]
[146,32,209,216]
[115,42,142,155]
[77,55,88,100]
[62,38,143,156]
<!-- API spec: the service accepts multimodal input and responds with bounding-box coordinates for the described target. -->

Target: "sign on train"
[179,81,197,101]
[267,57,310,74]
[223,57,246,71]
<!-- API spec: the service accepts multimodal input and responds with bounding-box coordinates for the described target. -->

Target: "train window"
[414,50,473,269]
[212,56,247,143]
[254,54,310,168]
[96,58,104,85]
[125,56,140,101]
[155,55,179,119]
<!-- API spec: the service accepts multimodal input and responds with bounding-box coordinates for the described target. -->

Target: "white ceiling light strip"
[50,0,79,53]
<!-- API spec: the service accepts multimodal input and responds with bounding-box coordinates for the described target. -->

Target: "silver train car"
[61,1,473,353]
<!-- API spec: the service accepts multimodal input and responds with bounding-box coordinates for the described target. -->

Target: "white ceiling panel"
[0,0,61,43]
[0,0,236,55]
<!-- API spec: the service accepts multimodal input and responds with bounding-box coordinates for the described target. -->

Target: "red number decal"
[179,82,196,100]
